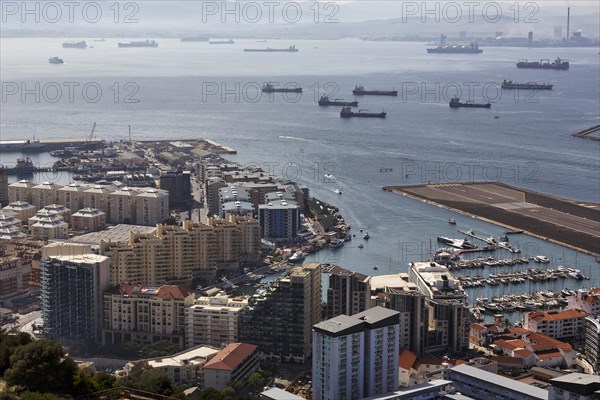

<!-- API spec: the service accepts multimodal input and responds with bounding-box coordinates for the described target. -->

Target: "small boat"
[448,218,456,225]
[334,188,343,194]
[358,244,364,249]
[363,232,370,240]
[49,57,63,64]
[329,238,344,249]
[289,250,305,263]
[372,265,378,270]
[324,173,335,180]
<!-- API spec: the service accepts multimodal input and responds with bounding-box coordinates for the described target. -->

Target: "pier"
[384,182,600,260]
[572,124,600,141]
[0,138,105,153]
[457,229,520,253]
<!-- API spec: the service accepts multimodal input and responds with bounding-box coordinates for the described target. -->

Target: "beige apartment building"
[58,183,88,212]
[135,189,170,226]
[32,182,62,210]
[100,217,261,285]
[185,294,249,348]
[102,282,195,347]
[83,185,114,217]
[71,208,107,232]
[8,180,34,204]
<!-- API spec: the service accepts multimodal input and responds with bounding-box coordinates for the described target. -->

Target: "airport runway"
[385,182,600,259]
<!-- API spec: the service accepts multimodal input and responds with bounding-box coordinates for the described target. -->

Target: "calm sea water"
[1,38,599,304]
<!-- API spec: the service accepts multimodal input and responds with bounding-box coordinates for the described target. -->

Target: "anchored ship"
[2,157,35,176]
[209,39,234,44]
[318,96,358,107]
[340,107,386,118]
[352,85,398,96]
[62,40,87,49]
[181,37,209,42]
[49,57,64,64]
[427,42,482,54]
[261,83,302,93]
[516,57,569,70]
[244,45,298,52]
[501,80,553,90]
[118,40,158,48]
[449,97,491,108]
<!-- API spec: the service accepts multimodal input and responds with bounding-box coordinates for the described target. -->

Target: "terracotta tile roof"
[471,323,486,331]
[513,349,534,358]
[204,343,257,372]
[528,309,587,322]
[536,351,563,360]
[398,348,417,370]
[494,339,528,351]
[491,355,524,365]
[106,282,194,300]
[414,356,444,370]
[508,327,530,334]
[526,332,572,352]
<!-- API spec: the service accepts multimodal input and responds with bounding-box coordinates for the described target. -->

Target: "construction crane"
[88,122,96,142]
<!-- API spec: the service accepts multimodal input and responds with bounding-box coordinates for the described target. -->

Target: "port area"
[383,182,600,260]
[571,124,600,141]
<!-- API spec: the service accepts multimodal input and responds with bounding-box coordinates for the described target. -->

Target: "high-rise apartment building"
[312,307,400,400]
[326,265,371,319]
[40,254,110,345]
[240,263,321,363]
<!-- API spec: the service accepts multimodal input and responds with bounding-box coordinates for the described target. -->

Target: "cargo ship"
[516,57,569,70]
[2,157,35,176]
[449,97,491,108]
[181,37,209,42]
[340,107,386,118]
[318,96,358,107]
[118,40,158,48]
[49,57,64,64]
[427,43,482,54]
[244,45,298,52]
[352,85,398,96]
[62,40,87,49]
[261,83,302,93]
[501,80,553,90]
[209,39,234,44]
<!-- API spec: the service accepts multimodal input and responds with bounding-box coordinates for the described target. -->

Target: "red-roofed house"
[524,309,587,341]
[568,288,600,315]
[204,342,259,391]
[397,349,445,388]
[492,332,577,368]
[469,322,503,346]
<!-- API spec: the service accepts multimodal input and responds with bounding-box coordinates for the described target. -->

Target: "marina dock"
[0,138,105,152]
[572,124,600,141]
[384,182,600,260]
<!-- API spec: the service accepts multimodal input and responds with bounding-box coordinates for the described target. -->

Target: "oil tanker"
[262,83,302,93]
[516,57,569,70]
[318,96,358,107]
[501,80,553,90]
[449,97,491,108]
[352,85,397,96]
[340,107,386,118]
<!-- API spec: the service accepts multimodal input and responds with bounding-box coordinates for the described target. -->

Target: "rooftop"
[449,364,548,399]
[146,345,220,369]
[203,342,257,372]
[260,387,306,400]
[106,282,194,300]
[69,224,157,245]
[528,309,587,321]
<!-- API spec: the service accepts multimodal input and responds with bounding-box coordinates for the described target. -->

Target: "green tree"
[198,387,226,400]
[116,362,176,397]
[247,372,265,393]
[223,386,236,398]
[72,368,100,396]
[17,392,62,400]
[94,371,117,391]
[140,340,180,358]
[4,339,77,394]
[0,331,32,374]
